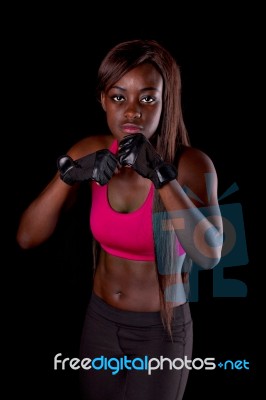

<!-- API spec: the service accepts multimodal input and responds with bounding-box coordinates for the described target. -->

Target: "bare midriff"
[93,249,185,311]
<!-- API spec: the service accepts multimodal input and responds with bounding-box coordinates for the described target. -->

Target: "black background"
[10,6,259,399]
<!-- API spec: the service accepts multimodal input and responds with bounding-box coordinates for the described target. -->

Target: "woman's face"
[101,63,163,142]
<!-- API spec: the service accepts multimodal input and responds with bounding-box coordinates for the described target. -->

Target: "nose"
[124,103,141,120]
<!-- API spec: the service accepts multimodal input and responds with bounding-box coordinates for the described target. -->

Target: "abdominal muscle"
[93,248,185,312]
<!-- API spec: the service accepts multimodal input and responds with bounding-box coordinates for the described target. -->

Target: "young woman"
[17,39,223,400]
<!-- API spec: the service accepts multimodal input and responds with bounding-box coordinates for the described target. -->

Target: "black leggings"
[79,292,193,400]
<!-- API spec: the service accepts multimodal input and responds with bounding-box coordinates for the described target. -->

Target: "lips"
[121,123,143,134]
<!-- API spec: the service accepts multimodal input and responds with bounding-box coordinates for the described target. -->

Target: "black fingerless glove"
[57,149,118,186]
[118,133,177,189]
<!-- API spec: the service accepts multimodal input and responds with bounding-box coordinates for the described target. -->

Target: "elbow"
[16,230,37,250]
[197,249,222,270]
[200,256,221,270]
[194,228,223,269]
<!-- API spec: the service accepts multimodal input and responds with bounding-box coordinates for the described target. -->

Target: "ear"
[101,92,106,112]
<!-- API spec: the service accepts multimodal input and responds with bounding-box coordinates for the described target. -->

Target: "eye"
[141,95,155,104]
[111,95,125,102]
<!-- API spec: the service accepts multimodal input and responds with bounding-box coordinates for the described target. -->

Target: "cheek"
[105,107,124,134]
[105,107,116,125]
[147,107,162,128]
[106,104,122,122]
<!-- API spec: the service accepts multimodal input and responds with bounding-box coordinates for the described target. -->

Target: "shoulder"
[177,146,216,172]
[176,146,218,186]
[67,135,115,159]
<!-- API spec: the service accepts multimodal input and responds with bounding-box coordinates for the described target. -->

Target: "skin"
[16,63,222,312]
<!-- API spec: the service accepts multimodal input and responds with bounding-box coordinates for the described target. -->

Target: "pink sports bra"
[90,139,156,261]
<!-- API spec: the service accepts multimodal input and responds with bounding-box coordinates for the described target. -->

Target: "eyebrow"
[111,85,160,92]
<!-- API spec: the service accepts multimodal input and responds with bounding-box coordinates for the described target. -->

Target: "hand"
[117,133,177,189]
[57,149,118,186]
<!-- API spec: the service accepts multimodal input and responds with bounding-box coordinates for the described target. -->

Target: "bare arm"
[117,134,223,269]
[16,135,113,249]
[16,173,78,249]
[157,147,223,269]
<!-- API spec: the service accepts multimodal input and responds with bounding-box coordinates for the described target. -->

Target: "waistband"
[89,291,191,327]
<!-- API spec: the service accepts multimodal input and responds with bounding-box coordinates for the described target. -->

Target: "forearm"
[157,180,223,269]
[117,133,223,268]
[16,174,77,249]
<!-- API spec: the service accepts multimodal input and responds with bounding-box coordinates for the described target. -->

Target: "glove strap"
[57,155,76,186]
[153,163,177,189]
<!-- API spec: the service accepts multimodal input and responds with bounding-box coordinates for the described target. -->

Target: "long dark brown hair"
[96,39,190,335]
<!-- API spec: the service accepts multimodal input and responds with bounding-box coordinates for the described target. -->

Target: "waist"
[89,291,191,327]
